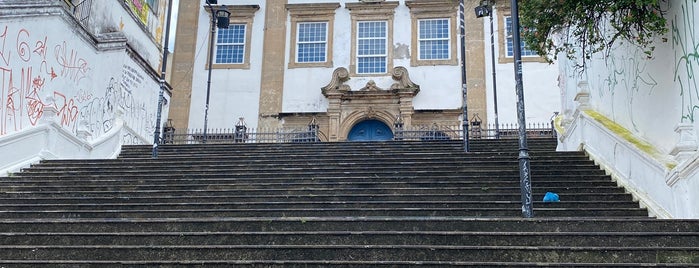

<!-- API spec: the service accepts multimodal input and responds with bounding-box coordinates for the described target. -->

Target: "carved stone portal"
[321,66,420,141]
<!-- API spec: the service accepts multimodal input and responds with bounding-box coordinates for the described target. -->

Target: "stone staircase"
[0,138,697,266]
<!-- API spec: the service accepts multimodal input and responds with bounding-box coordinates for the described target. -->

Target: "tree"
[518,0,668,69]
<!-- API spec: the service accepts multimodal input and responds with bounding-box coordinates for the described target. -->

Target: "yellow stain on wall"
[120,18,125,31]
[584,110,676,169]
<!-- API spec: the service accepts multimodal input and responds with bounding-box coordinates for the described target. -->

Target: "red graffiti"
[54,41,89,85]
[16,29,30,62]
[25,74,45,126]
[0,26,10,66]
[33,35,54,79]
[53,91,78,127]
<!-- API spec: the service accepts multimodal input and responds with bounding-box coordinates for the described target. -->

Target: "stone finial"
[39,94,58,124]
[670,122,698,163]
[321,67,351,95]
[574,81,590,109]
[360,80,384,91]
[77,119,92,141]
[390,66,419,91]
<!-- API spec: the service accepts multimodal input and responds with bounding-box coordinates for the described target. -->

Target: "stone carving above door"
[320,66,420,141]
[321,66,420,96]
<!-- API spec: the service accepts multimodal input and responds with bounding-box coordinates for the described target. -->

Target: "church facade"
[170,0,560,141]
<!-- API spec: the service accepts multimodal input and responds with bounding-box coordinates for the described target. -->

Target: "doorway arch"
[347,120,394,141]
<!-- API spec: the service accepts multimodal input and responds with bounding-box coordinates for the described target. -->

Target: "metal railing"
[394,122,555,141]
[160,122,555,144]
[163,127,323,145]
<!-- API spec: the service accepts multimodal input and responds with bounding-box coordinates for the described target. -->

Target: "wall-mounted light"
[215,8,231,29]
[474,1,493,18]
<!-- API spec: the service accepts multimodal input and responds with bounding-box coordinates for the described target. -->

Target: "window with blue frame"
[418,18,450,60]
[296,22,328,63]
[357,21,387,74]
[215,24,246,64]
[505,16,538,57]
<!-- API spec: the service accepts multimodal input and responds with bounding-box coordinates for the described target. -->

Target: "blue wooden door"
[347,120,394,141]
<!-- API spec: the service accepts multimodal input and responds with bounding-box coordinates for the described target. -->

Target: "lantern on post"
[202,3,232,144]
[234,117,248,143]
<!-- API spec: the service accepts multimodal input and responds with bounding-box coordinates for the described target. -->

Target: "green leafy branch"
[518,0,668,69]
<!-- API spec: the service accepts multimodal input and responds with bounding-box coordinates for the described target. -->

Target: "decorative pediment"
[321,66,420,97]
[390,66,419,91]
[360,80,384,91]
[321,67,351,95]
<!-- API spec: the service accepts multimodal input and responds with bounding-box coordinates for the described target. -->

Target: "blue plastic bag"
[543,192,560,202]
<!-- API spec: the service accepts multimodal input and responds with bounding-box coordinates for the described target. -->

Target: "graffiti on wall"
[674,0,699,122]
[0,23,157,142]
[602,47,658,131]
[0,25,90,135]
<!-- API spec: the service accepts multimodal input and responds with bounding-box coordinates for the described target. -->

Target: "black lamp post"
[203,1,231,144]
[152,0,174,158]
[510,0,534,218]
[474,0,500,139]
[458,0,469,152]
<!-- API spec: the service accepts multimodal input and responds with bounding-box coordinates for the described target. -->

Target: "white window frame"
[205,5,258,70]
[356,20,388,74]
[417,18,451,60]
[346,1,397,76]
[215,23,246,64]
[406,1,458,67]
[287,3,338,69]
[295,22,329,63]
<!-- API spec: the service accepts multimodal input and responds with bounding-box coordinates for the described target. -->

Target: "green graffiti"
[603,47,658,131]
[674,0,699,122]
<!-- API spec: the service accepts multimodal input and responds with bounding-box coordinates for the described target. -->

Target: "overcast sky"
[167,0,179,52]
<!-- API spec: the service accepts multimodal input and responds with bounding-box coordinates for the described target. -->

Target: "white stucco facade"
[483,6,561,126]
[185,0,561,132]
[0,0,172,174]
[557,0,699,218]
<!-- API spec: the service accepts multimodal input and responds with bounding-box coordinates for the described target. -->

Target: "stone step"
[23,162,598,172]
[30,156,595,167]
[18,165,601,174]
[0,245,695,263]
[0,192,636,203]
[121,139,559,152]
[0,179,619,188]
[117,150,566,159]
[1,231,696,247]
[118,144,560,158]
[0,186,629,195]
[0,207,649,218]
[0,261,695,267]
[0,200,641,210]
[2,218,695,233]
[14,168,609,177]
[4,174,617,184]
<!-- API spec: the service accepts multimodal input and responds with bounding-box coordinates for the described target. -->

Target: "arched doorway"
[347,120,394,141]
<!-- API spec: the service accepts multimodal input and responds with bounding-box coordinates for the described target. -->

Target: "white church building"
[169,0,561,141]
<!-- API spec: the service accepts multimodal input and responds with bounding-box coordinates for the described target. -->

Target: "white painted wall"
[483,7,561,126]
[0,1,171,172]
[195,0,563,129]
[91,0,165,70]
[189,0,265,130]
[281,0,462,114]
[557,0,699,218]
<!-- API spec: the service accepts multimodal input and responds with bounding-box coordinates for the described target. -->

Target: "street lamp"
[458,0,469,152]
[152,0,175,158]
[202,1,231,144]
[474,0,500,139]
[510,0,534,218]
